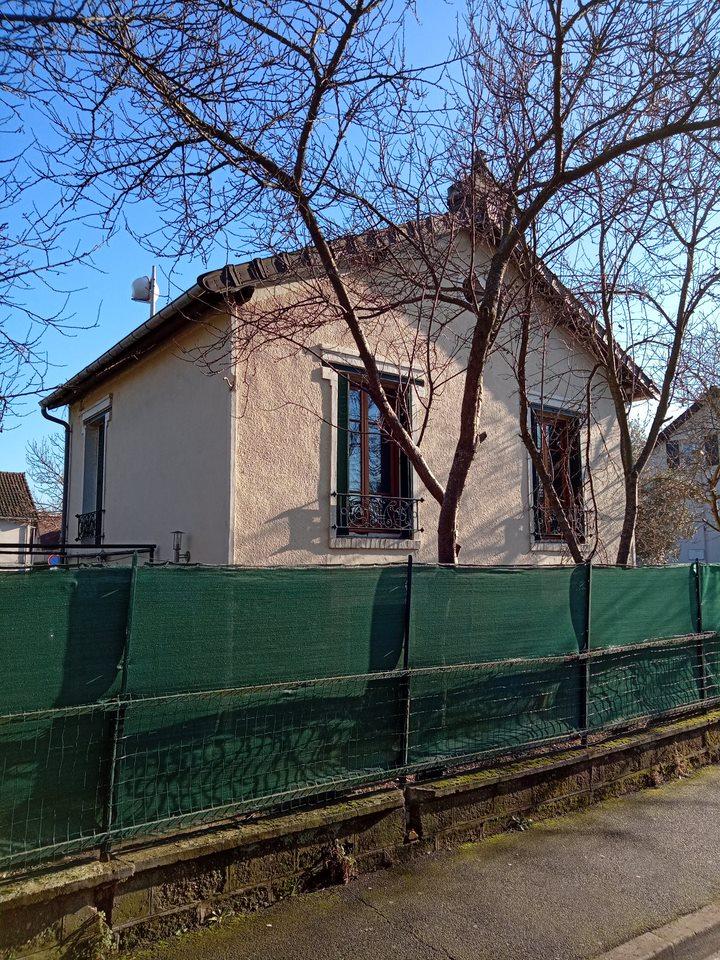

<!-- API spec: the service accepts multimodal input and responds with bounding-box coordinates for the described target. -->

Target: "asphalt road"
[130,766,720,960]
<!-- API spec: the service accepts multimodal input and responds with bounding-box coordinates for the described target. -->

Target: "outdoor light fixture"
[171,530,191,564]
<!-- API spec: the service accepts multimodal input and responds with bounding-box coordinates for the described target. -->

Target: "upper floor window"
[335,372,417,538]
[531,407,585,542]
[704,434,719,466]
[666,440,681,469]
[667,435,719,469]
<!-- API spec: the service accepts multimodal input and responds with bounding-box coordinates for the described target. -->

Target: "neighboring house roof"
[36,511,62,544]
[0,472,38,522]
[658,388,720,442]
[41,216,657,411]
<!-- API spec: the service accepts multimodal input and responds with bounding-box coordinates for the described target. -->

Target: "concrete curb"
[595,902,720,960]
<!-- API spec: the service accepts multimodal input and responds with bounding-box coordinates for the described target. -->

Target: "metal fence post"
[400,554,413,770]
[580,559,592,744]
[102,552,138,859]
[695,560,707,703]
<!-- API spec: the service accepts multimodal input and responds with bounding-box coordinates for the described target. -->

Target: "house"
[40,222,654,566]
[36,511,62,547]
[657,390,720,562]
[0,472,38,567]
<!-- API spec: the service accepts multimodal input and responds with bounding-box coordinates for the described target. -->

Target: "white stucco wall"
[0,520,33,567]
[66,319,234,564]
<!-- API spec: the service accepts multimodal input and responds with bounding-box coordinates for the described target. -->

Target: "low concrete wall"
[3,711,720,959]
[0,791,406,959]
[406,712,720,849]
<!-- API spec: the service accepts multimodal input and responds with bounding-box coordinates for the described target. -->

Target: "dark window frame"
[334,366,416,539]
[704,433,719,466]
[530,404,585,543]
[78,409,108,545]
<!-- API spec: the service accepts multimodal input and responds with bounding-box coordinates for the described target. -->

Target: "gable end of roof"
[0,472,37,522]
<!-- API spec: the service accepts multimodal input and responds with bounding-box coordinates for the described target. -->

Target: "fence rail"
[1,558,719,874]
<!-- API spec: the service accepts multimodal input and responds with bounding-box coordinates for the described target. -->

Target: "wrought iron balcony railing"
[532,501,593,543]
[333,492,421,538]
[76,509,104,545]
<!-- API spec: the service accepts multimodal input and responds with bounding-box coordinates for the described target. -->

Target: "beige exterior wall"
[63,256,629,567]
[66,320,233,563]
[230,282,626,566]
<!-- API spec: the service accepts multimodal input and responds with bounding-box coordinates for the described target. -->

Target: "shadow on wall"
[261,365,334,560]
[268,500,325,557]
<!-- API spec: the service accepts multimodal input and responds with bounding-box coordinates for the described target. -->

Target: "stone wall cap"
[0,859,131,912]
[406,710,720,802]
[117,788,404,874]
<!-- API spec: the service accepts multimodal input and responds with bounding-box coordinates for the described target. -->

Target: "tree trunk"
[616,472,639,565]
[437,502,458,564]
[436,443,483,563]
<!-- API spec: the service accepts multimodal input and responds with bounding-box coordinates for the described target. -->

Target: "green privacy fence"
[0,560,717,873]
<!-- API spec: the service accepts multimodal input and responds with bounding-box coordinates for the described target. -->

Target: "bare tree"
[0,57,99,425]
[635,469,701,565]
[3,0,720,560]
[554,141,720,565]
[632,423,702,564]
[25,432,64,511]
[655,380,720,537]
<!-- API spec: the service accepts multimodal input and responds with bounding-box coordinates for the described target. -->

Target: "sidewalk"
[130,765,720,960]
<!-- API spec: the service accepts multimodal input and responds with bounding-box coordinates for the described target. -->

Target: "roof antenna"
[131,265,160,318]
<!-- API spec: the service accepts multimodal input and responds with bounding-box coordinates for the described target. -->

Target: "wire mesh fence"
[1,559,719,874]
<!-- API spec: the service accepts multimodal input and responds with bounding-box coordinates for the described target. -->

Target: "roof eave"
[41,283,209,411]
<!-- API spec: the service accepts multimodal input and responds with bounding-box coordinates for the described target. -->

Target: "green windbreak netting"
[588,641,701,728]
[114,676,405,833]
[587,566,700,726]
[590,566,698,650]
[409,566,587,665]
[701,565,720,632]
[0,709,112,866]
[699,567,720,693]
[0,569,129,866]
[407,566,585,761]
[0,562,715,870]
[114,566,409,829]
[0,568,131,713]
[408,661,582,764]
[125,566,407,695]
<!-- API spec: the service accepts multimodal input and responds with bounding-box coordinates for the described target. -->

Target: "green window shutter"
[336,374,349,536]
[400,389,413,500]
[336,374,349,495]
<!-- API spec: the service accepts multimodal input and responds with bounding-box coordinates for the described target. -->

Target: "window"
[531,407,585,542]
[666,436,717,469]
[335,372,415,538]
[704,434,719,466]
[78,411,108,544]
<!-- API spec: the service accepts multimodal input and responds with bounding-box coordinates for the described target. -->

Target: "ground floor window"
[78,409,108,544]
[335,371,415,538]
[531,406,585,542]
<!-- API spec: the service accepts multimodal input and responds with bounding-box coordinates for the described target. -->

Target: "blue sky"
[1,2,461,483]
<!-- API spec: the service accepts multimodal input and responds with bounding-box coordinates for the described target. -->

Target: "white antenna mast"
[131,266,161,318]
[150,265,158,317]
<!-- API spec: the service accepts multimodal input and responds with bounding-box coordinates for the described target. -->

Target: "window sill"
[530,540,571,552]
[330,536,421,551]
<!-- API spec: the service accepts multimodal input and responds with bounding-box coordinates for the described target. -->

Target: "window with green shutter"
[334,368,416,538]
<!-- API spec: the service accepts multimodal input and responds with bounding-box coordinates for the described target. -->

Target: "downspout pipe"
[41,405,70,549]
